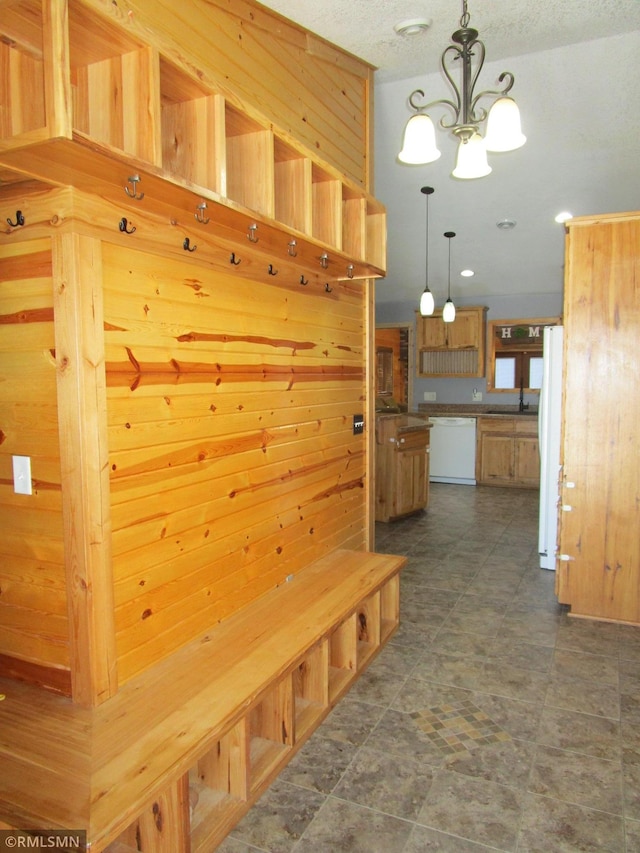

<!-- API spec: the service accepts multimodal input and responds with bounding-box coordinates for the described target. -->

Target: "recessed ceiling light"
[394,18,432,37]
[460,269,474,277]
[496,218,516,230]
[555,211,573,223]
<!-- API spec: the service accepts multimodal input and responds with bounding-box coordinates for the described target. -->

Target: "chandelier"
[398,0,526,179]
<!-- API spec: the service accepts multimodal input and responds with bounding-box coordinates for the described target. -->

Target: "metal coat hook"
[124,174,144,200]
[346,264,354,279]
[230,253,241,266]
[288,240,297,257]
[320,253,329,269]
[267,264,278,276]
[119,217,136,234]
[300,275,309,286]
[325,282,333,293]
[247,223,259,243]
[195,202,209,224]
[183,237,197,252]
[7,210,24,227]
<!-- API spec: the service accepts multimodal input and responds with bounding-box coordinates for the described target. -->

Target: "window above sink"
[486,317,561,393]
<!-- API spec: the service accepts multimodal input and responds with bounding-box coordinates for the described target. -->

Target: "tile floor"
[218,483,640,852]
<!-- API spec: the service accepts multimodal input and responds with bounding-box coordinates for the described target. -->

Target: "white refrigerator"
[538,325,564,570]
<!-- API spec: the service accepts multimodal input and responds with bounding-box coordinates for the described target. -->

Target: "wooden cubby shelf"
[0,0,386,280]
[0,2,395,851]
[356,591,382,670]
[293,641,330,742]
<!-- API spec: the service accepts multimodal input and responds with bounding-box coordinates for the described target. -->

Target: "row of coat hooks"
[121,176,356,290]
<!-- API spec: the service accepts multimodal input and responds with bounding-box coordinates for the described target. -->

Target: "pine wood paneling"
[102,242,368,683]
[0,237,70,678]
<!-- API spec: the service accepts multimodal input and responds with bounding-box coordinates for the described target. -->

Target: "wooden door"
[557,214,640,623]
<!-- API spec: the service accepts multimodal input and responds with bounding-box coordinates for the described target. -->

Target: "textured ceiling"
[258,0,640,81]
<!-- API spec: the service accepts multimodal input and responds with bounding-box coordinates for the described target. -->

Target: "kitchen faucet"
[519,378,529,412]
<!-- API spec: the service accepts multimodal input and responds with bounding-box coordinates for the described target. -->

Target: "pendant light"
[419,186,435,316]
[442,231,456,323]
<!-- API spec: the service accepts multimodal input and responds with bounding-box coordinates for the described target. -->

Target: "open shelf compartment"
[292,640,329,742]
[274,136,312,235]
[225,103,274,217]
[0,0,47,144]
[312,162,342,248]
[328,612,357,702]
[160,57,225,194]
[69,1,162,165]
[380,574,400,643]
[356,591,381,670]
[189,718,249,853]
[248,676,294,794]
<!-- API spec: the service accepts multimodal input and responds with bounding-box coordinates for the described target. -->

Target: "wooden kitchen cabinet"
[375,416,431,522]
[476,417,539,488]
[416,306,487,377]
[556,212,640,624]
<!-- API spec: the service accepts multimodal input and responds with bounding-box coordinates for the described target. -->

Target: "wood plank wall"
[102,243,368,684]
[0,237,71,686]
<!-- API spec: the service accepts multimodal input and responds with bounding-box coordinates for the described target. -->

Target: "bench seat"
[0,548,405,852]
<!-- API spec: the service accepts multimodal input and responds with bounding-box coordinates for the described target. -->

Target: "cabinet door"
[514,436,540,486]
[393,444,429,517]
[478,434,514,484]
[445,311,480,349]
[416,315,447,349]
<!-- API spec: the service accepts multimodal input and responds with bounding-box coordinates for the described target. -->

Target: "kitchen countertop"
[418,404,538,418]
[376,412,433,431]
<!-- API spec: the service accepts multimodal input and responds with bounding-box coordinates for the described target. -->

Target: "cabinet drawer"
[395,431,430,451]
[515,418,538,436]
[478,417,515,433]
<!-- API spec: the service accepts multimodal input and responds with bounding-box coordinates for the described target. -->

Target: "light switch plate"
[12,455,32,495]
[423,391,436,401]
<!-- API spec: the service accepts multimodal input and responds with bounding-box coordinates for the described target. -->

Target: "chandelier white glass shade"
[442,231,456,323]
[398,0,526,179]
[419,186,435,317]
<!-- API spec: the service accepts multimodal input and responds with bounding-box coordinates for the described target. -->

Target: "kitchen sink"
[486,409,537,415]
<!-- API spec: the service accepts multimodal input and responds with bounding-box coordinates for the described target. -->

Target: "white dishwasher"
[429,417,477,485]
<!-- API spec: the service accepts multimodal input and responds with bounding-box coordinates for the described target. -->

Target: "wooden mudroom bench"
[0,549,405,852]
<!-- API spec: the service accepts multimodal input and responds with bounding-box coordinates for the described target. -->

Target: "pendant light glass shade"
[398,114,441,165]
[442,230,456,323]
[484,97,526,152]
[420,287,435,316]
[442,297,456,323]
[419,186,436,316]
[452,133,491,179]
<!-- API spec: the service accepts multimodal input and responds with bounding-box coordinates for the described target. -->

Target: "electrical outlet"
[12,455,32,495]
[353,414,364,435]
[472,389,483,402]
[423,391,437,401]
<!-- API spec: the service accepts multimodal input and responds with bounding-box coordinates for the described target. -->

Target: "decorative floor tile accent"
[411,700,512,754]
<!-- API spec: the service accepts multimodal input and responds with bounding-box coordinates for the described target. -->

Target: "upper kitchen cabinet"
[556,211,640,624]
[0,0,386,280]
[416,306,487,377]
